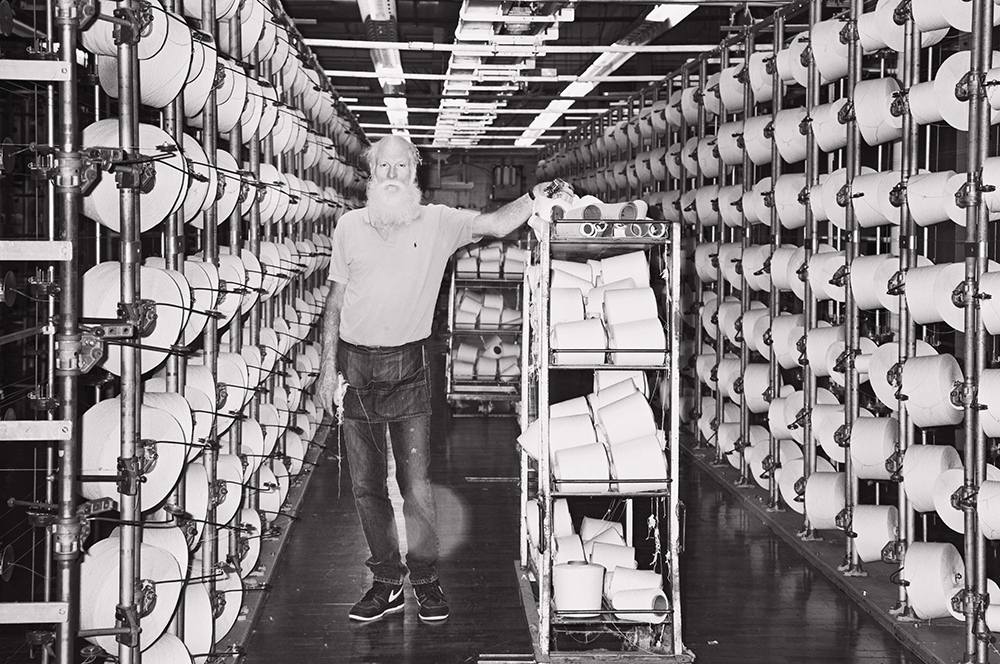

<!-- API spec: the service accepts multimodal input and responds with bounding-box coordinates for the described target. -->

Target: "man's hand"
[532,179,575,203]
[316,366,342,415]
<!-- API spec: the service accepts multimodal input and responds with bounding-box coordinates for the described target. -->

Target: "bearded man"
[317,134,566,623]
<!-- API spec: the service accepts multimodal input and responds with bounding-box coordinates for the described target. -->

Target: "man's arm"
[316,280,347,413]
[469,182,548,240]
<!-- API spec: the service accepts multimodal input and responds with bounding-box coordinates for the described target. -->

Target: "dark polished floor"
[245,382,924,664]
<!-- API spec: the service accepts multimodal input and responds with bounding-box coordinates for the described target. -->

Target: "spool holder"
[881,539,905,565]
[835,508,857,538]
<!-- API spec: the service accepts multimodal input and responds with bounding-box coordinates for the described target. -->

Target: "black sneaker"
[413,581,449,622]
[349,582,404,622]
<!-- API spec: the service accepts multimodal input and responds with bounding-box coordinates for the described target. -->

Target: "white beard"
[366,179,422,233]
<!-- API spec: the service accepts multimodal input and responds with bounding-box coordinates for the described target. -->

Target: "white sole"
[349,604,404,622]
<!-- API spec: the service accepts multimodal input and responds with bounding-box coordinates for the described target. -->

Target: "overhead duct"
[357,0,408,129]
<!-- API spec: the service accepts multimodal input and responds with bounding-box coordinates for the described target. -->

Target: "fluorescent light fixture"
[515,4,694,147]
[384,96,410,137]
[645,3,697,23]
[339,96,359,103]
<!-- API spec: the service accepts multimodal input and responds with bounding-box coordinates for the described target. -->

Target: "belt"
[340,337,428,354]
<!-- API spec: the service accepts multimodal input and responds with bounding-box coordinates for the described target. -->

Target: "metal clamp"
[952,279,973,310]
[951,380,981,410]
[733,376,744,395]
[882,539,906,566]
[890,90,910,119]
[757,254,772,276]
[835,183,855,209]
[835,508,856,537]
[835,423,852,448]
[892,0,912,24]
[798,116,812,138]
[792,476,807,502]
[763,120,775,140]
[762,327,773,347]
[117,298,157,335]
[950,482,979,512]
[117,456,144,496]
[110,0,153,46]
[837,99,855,124]
[885,450,905,482]
[955,70,974,104]
[830,263,851,290]
[760,454,780,479]
[114,603,140,647]
[788,406,809,431]
[210,478,228,507]
[838,18,858,45]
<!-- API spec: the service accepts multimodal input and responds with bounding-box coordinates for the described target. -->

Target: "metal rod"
[51,0,83,659]
[115,1,141,659]
[767,13,784,512]
[841,0,863,576]
[964,0,993,657]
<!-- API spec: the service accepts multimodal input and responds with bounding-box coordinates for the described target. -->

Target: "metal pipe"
[799,0,822,542]
[115,2,141,659]
[964,0,993,657]
[766,13,784,511]
[841,0,863,576]
[52,0,83,659]
[199,0,220,606]
[737,27,754,489]
[246,48,263,513]
[893,1,919,620]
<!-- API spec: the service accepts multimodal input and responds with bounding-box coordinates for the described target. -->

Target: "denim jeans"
[337,339,439,586]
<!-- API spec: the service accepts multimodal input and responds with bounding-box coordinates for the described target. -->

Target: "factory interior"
[2,0,1000,662]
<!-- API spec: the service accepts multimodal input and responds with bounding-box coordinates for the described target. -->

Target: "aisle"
[243,346,534,664]
[679,455,923,663]
[245,360,923,663]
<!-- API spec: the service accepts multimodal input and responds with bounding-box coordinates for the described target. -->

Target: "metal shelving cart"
[517,216,692,662]
[445,243,526,415]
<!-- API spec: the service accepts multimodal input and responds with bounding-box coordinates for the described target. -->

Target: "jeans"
[337,339,439,586]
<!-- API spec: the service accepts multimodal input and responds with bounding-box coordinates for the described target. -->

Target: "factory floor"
[243,359,925,664]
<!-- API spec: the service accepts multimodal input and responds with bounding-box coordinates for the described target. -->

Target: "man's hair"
[363,135,423,176]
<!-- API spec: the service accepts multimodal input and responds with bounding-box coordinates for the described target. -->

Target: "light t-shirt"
[327,204,478,346]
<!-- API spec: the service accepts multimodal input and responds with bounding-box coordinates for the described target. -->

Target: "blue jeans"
[337,339,439,586]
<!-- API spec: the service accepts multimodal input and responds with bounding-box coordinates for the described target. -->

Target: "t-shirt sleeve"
[437,205,479,252]
[327,214,353,284]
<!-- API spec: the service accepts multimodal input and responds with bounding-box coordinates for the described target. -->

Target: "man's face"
[372,141,414,189]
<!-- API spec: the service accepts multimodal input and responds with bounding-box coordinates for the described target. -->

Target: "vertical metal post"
[52,0,83,659]
[767,13,785,511]
[247,48,263,512]
[800,0,823,541]
[200,0,220,595]
[116,1,141,660]
[964,0,993,657]
[738,27,754,489]
[841,0,864,575]
[891,0,919,620]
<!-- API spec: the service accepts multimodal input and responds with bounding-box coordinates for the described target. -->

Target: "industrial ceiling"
[288,0,741,152]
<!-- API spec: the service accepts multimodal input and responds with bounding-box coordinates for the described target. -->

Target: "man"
[316,134,567,623]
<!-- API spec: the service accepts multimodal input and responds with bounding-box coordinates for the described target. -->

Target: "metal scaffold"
[0,0,364,659]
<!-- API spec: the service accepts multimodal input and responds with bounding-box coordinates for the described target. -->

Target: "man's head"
[364,135,423,232]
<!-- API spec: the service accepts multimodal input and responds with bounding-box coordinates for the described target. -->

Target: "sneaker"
[349,582,404,622]
[413,581,450,622]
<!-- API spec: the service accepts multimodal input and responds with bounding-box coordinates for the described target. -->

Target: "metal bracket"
[830,263,851,289]
[952,279,974,310]
[788,406,810,431]
[882,539,906,565]
[762,384,775,403]
[75,331,106,374]
[800,42,813,68]
[886,268,906,296]
[760,454,780,479]
[951,482,979,511]
[27,389,59,413]
[798,116,812,138]
[762,327,773,347]
[75,0,98,28]
[114,603,140,647]
[763,120,775,140]
[835,183,855,209]
[792,476,807,502]
[733,376,744,395]
[835,508,856,537]
[795,260,809,283]
[110,1,153,47]
[117,456,144,496]
[835,423,852,448]
[210,589,228,619]
[890,90,910,119]
[210,479,229,507]
[885,450,905,482]
[837,99,855,124]
[732,435,748,453]
[757,255,773,276]
[955,70,974,104]
[956,179,977,211]
[838,19,858,45]
[951,380,981,410]
[117,298,157,335]
[893,0,912,24]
